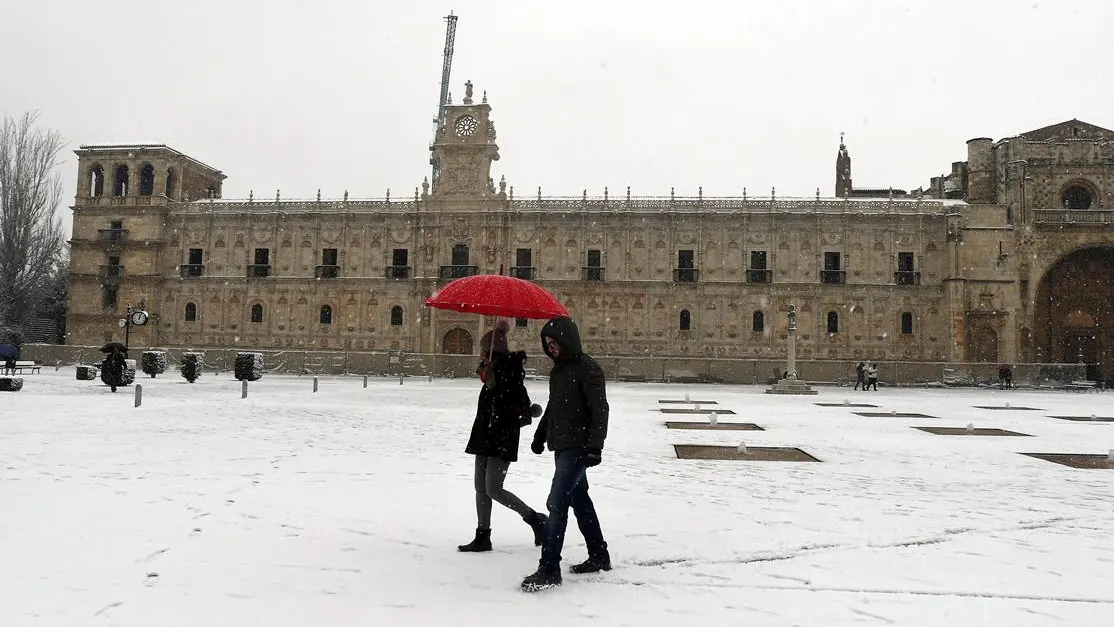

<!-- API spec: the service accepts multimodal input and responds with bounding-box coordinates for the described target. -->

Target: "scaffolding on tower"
[430,12,458,192]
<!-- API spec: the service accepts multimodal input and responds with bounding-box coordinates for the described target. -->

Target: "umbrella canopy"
[0,343,18,359]
[100,341,128,354]
[425,274,570,320]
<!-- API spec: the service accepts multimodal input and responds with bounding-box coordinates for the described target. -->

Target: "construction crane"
[430,12,458,192]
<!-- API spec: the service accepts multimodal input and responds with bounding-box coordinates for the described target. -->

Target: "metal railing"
[747,269,772,284]
[315,265,340,279]
[673,268,700,283]
[821,270,847,285]
[439,265,478,279]
[179,264,204,278]
[386,265,411,279]
[510,266,536,280]
[582,266,605,282]
[894,271,921,285]
[247,264,271,278]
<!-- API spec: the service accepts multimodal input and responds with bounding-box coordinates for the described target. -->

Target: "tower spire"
[835,132,852,197]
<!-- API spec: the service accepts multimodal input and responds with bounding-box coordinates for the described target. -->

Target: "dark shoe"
[457,528,492,552]
[520,567,562,592]
[569,556,612,574]
[523,511,548,547]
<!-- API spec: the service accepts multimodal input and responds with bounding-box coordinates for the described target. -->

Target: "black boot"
[523,511,548,547]
[520,566,562,592]
[457,528,492,552]
[569,555,612,574]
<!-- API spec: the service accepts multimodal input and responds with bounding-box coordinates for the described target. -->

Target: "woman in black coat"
[458,341,548,553]
[102,349,127,393]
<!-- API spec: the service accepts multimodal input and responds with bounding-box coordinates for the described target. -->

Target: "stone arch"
[138,163,156,196]
[165,167,178,199]
[113,164,130,196]
[89,164,105,197]
[442,328,473,355]
[1034,244,1114,372]
[1059,178,1099,210]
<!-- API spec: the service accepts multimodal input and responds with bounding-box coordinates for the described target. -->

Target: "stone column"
[786,303,798,380]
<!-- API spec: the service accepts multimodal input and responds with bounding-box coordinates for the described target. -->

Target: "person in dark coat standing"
[102,348,127,393]
[521,315,610,593]
[854,362,865,390]
[458,322,548,553]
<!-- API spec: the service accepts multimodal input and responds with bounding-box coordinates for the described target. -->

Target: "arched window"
[752,311,764,332]
[138,164,155,196]
[185,302,197,321]
[1062,184,1093,210]
[390,306,403,326]
[679,309,692,331]
[827,311,839,333]
[319,305,332,324]
[901,312,914,335]
[165,168,177,199]
[113,164,129,196]
[251,304,263,323]
[89,165,104,197]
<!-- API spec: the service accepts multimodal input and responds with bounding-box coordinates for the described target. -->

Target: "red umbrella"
[425,274,570,320]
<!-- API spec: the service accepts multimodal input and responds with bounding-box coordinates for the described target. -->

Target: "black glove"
[584,448,602,467]
[531,438,546,455]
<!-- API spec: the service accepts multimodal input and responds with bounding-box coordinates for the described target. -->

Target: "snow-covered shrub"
[0,377,23,392]
[181,352,203,383]
[76,365,98,380]
[141,350,168,378]
[235,352,264,381]
[123,359,136,386]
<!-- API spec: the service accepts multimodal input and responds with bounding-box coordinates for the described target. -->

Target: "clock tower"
[428,81,501,199]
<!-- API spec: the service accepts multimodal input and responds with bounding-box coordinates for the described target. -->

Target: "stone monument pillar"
[766,303,817,395]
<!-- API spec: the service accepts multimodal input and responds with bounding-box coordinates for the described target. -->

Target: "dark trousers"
[539,449,608,573]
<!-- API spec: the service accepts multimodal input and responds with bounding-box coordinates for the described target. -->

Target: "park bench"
[4,361,41,375]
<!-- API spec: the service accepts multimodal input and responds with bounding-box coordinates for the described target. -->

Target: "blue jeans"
[539,449,608,572]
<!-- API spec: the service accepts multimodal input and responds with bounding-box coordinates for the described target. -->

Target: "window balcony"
[439,265,478,280]
[315,264,340,279]
[247,264,271,278]
[582,266,605,282]
[820,270,846,284]
[99,265,124,285]
[747,269,772,284]
[673,268,700,283]
[97,229,128,249]
[510,266,536,280]
[386,265,411,279]
[179,264,204,278]
[894,271,921,286]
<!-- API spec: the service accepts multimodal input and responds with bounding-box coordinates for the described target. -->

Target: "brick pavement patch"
[1021,453,1114,469]
[913,426,1031,436]
[665,422,764,431]
[674,445,819,462]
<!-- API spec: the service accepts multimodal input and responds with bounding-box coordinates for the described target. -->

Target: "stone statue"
[463,81,474,104]
[498,175,506,194]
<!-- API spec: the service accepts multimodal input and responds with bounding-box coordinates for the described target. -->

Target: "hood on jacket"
[491,350,527,386]
[540,316,583,362]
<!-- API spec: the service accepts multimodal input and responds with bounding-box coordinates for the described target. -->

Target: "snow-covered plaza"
[2,370,1112,626]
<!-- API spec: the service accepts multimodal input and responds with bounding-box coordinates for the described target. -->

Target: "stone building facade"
[66,88,1114,374]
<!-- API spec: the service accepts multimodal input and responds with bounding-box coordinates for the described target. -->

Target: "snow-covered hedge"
[234,352,264,381]
[76,365,98,380]
[0,377,23,392]
[123,359,136,386]
[141,350,168,378]
[181,352,203,383]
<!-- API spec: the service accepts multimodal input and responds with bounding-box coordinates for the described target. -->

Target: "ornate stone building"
[66,87,1114,373]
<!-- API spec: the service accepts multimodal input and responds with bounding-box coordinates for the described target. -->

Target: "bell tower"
[427,81,501,199]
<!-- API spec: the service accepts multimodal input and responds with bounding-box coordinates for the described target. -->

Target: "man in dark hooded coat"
[102,348,127,393]
[521,316,610,592]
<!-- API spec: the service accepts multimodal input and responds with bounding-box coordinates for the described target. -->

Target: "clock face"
[130,310,149,326]
[454,115,478,137]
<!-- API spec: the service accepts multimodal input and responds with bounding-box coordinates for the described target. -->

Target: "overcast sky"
[3,0,1111,237]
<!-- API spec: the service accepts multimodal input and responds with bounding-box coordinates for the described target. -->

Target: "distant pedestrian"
[998,364,1013,389]
[854,362,865,390]
[865,363,878,391]
[102,348,127,393]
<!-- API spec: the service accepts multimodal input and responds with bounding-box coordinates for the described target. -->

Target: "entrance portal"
[441,328,474,355]
[1035,246,1114,382]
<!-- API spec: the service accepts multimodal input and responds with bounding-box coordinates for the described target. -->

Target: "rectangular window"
[322,248,338,266]
[317,248,340,278]
[389,248,410,279]
[895,251,919,285]
[516,318,528,328]
[897,252,914,272]
[584,249,603,281]
[101,286,118,308]
[254,248,269,265]
[513,248,534,279]
[183,248,204,277]
[250,248,270,278]
[188,248,203,265]
[675,249,697,283]
[110,220,123,230]
[108,255,120,266]
[822,252,845,284]
[748,250,770,283]
[901,312,914,335]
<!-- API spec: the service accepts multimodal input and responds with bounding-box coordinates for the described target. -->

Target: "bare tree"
[0,111,66,335]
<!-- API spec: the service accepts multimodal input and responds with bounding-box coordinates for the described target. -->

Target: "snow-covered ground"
[2,369,1113,626]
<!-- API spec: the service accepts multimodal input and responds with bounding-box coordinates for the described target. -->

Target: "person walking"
[102,347,127,393]
[854,362,865,390]
[458,321,548,553]
[866,362,879,391]
[521,316,610,593]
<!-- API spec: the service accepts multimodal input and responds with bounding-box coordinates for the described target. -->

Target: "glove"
[584,448,602,468]
[531,439,546,455]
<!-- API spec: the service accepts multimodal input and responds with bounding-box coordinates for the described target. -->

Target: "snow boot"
[520,567,562,592]
[569,555,612,574]
[523,511,548,547]
[457,528,492,552]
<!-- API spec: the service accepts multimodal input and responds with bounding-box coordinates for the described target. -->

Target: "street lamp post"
[119,302,150,350]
